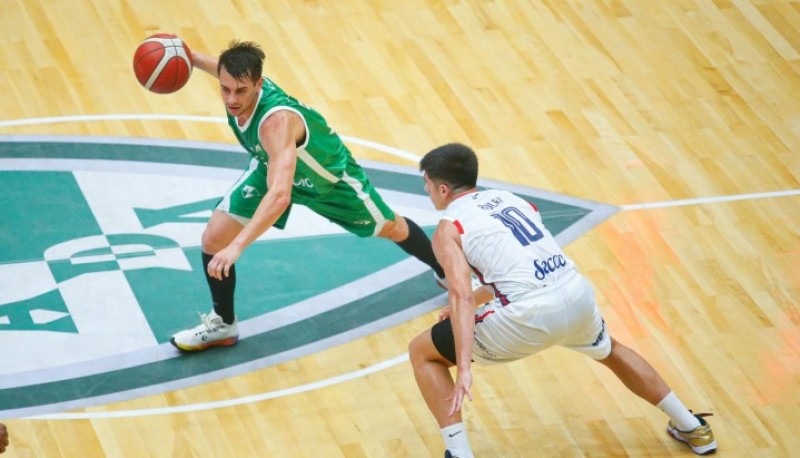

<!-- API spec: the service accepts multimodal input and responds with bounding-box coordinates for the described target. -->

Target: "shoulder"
[259,108,304,131]
[433,218,463,247]
[261,76,279,91]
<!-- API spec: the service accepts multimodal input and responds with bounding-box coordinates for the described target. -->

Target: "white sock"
[441,423,474,458]
[657,391,701,431]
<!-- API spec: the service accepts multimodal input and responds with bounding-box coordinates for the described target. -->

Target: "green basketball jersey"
[227,77,351,200]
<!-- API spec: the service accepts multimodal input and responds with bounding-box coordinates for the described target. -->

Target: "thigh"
[202,210,244,253]
[471,279,600,364]
[434,305,560,366]
[471,303,556,365]
[559,275,612,360]
[217,158,265,221]
[217,158,292,229]
[307,169,395,237]
[430,318,457,365]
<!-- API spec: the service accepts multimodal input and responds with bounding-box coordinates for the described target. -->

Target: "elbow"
[272,191,291,211]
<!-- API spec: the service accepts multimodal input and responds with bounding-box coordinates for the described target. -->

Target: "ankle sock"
[657,391,701,431]
[441,423,473,458]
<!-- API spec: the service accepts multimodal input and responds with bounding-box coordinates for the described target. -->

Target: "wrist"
[230,238,247,251]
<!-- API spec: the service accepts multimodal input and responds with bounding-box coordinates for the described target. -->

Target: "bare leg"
[597,338,717,453]
[202,210,244,253]
[596,337,670,405]
[377,214,410,242]
[408,328,462,427]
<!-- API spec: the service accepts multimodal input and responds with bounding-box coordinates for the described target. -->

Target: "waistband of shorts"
[507,269,581,303]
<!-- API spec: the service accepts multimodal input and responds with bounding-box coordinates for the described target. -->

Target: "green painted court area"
[0,138,606,416]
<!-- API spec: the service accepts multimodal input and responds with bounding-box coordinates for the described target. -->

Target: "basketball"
[133,33,193,94]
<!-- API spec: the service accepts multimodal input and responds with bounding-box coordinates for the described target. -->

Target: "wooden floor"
[2,0,800,456]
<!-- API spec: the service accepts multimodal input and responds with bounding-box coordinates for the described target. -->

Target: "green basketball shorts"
[217,158,396,237]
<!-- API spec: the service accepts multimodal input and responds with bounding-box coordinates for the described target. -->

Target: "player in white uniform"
[409,143,716,458]
[441,187,610,365]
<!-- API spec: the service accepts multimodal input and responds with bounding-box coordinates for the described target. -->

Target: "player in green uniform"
[171,40,445,351]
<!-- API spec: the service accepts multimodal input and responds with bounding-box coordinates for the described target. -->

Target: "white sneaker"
[170,311,239,351]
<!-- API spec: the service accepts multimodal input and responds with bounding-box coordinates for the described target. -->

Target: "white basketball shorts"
[469,270,612,365]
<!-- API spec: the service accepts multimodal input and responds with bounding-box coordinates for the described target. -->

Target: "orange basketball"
[133,33,193,94]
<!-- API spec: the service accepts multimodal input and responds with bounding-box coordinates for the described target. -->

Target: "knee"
[408,333,423,361]
[408,331,431,367]
[597,337,619,366]
[202,212,242,254]
[201,227,224,254]
[379,215,409,242]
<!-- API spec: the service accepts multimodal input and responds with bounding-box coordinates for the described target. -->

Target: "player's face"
[423,172,448,210]
[219,68,261,120]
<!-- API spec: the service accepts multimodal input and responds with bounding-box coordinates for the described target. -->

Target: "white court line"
[0,113,421,420]
[28,353,410,419]
[4,114,797,209]
[5,113,798,420]
[0,114,423,162]
[0,114,227,128]
[621,189,800,210]
[3,114,798,210]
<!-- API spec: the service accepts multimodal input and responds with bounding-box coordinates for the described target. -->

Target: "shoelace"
[684,411,714,430]
[193,312,218,333]
[691,412,714,420]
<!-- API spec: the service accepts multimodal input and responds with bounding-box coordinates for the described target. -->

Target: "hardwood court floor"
[1,0,799,456]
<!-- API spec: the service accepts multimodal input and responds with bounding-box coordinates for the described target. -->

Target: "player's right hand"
[447,369,473,417]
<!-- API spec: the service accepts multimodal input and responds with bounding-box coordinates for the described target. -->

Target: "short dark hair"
[218,40,265,83]
[419,143,478,190]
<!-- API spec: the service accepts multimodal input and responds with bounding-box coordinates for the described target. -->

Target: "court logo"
[0,136,616,418]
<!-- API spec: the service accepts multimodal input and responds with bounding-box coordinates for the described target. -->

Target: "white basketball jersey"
[443,189,577,305]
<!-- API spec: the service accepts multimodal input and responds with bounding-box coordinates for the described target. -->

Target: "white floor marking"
[3,114,796,211]
[0,114,423,162]
[621,189,800,210]
[28,354,410,419]
[4,113,797,420]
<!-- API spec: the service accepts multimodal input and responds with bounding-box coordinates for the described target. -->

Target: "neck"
[237,87,262,126]
[450,187,477,202]
[237,104,256,126]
